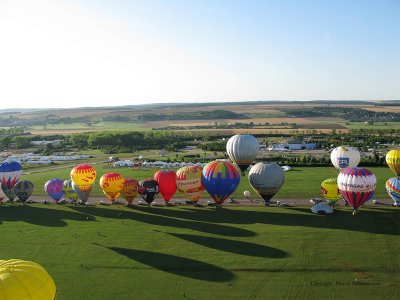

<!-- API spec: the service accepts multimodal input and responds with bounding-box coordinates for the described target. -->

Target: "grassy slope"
[23,166,394,199]
[0,205,399,299]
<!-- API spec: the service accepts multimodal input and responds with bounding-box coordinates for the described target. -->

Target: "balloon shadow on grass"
[94,243,235,282]
[0,204,95,227]
[69,206,255,237]
[165,232,288,258]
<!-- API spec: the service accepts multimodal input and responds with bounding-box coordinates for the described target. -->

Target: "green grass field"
[0,204,399,299]
[23,166,394,200]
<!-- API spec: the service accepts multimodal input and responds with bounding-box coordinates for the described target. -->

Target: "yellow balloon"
[99,172,125,202]
[321,178,342,203]
[386,149,400,177]
[0,259,56,300]
[70,164,97,191]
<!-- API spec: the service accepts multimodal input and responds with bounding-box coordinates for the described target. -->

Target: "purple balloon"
[44,178,64,202]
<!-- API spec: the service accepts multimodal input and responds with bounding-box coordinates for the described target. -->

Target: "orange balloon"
[120,178,139,204]
[99,172,124,202]
[70,164,96,191]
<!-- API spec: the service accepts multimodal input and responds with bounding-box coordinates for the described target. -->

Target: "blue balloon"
[0,161,23,189]
[44,178,64,202]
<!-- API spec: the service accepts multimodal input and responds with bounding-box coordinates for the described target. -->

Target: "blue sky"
[0,0,398,108]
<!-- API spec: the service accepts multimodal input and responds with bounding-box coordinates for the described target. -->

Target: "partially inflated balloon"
[386,177,400,205]
[320,178,341,204]
[226,134,259,174]
[176,165,204,202]
[70,164,96,191]
[0,259,56,300]
[0,161,22,189]
[154,170,177,203]
[330,146,360,170]
[337,167,376,214]
[72,181,93,204]
[120,178,139,204]
[202,160,240,206]
[44,178,64,202]
[99,173,124,202]
[386,149,400,177]
[138,179,159,205]
[13,180,34,203]
[248,162,285,206]
[62,179,79,202]
[1,183,16,201]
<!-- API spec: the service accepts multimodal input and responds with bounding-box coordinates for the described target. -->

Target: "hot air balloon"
[1,183,16,202]
[70,164,96,191]
[386,149,400,177]
[320,178,342,205]
[44,178,64,203]
[138,179,159,206]
[13,180,34,204]
[337,167,376,215]
[248,162,285,206]
[176,165,204,204]
[72,181,94,204]
[385,177,400,206]
[120,178,139,205]
[62,179,79,202]
[226,134,259,175]
[202,160,240,206]
[99,173,124,203]
[330,146,360,170]
[0,161,23,189]
[0,259,56,300]
[154,170,177,204]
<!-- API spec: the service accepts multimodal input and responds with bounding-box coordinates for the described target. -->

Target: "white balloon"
[330,146,360,170]
[226,134,259,173]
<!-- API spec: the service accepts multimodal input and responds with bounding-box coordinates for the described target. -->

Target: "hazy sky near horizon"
[0,0,399,109]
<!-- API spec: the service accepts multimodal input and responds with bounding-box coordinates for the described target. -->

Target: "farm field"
[22,166,394,200]
[0,204,399,299]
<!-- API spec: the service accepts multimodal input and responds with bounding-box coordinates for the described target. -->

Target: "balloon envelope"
[0,161,22,189]
[44,178,64,202]
[337,167,376,212]
[1,183,16,201]
[386,177,400,205]
[62,179,79,202]
[120,178,139,204]
[154,170,177,203]
[138,179,159,205]
[13,180,34,203]
[226,134,259,174]
[0,259,56,300]
[330,146,360,170]
[0,188,5,202]
[202,160,240,205]
[72,181,93,204]
[99,172,124,202]
[320,178,342,204]
[176,165,204,202]
[386,149,400,177]
[70,164,96,191]
[248,162,285,205]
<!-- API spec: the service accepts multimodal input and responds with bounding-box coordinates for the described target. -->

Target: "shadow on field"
[70,206,255,237]
[165,233,288,258]
[134,206,400,236]
[96,244,235,282]
[0,205,95,227]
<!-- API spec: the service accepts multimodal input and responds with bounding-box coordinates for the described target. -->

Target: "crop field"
[0,204,399,299]
[22,166,394,200]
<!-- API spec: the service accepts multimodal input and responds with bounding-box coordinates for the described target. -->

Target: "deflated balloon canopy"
[176,165,204,202]
[248,162,285,205]
[0,259,56,300]
[70,164,96,191]
[99,172,124,202]
[44,178,64,202]
[13,180,34,203]
[386,149,400,177]
[154,170,177,203]
[337,167,376,213]
[226,134,259,174]
[138,179,159,205]
[330,146,360,170]
[202,160,240,206]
